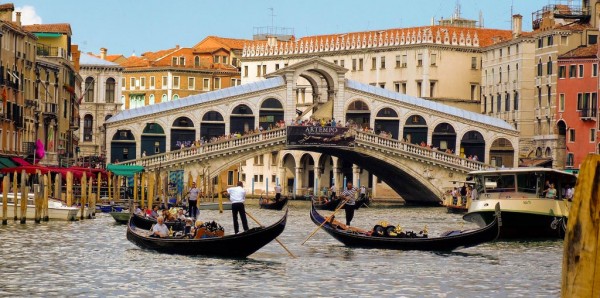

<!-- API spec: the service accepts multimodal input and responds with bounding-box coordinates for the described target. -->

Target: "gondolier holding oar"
[225,181,249,234]
[187,182,200,219]
[341,182,357,226]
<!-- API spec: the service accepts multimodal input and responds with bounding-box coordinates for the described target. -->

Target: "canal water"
[0,200,562,297]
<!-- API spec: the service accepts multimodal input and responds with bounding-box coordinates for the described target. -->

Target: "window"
[173,76,180,89]
[333,60,338,65]
[130,78,135,89]
[401,55,407,67]
[256,65,261,77]
[499,67,502,83]
[232,57,238,67]
[566,153,574,167]
[194,56,200,66]
[222,56,228,64]
[579,65,584,78]
[371,57,376,69]
[396,55,401,68]
[471,57,477,69]
[352,59,357,71]
[470,84,477,100]
[149,94,155,105]
[416,81,422,96]
[537,59,543,76]
[203,78,210,91]
[84,77,94,102]
[213,56,219,63]
[577,93,584,110]
[505,93,510,111]
[254,155,264,165]
[162,76,168,88]
[275,63,279,70]
[547,86,551,107]
[430,53,436,66]
[262,65,267,76]
[358,58,363,70]
[589,35,598,45]
[379,83,385,89]
[547,57,552,75]
[547,35,553,46]
[569,129,575,142]
[429,82,435,97]
[558,65,566,78]
[106,78,115,103]
[591,129,596,143]
[227,171,234,186]
[569,65,576,78]
[121,78,125,89]
[339,60,344,67]
[514,92,519,110]
[559,94,565,112]
[188,78,195,90]
[497,93,501,112]
[244,66,248,77]
[593,64,598,77]
[380,56,385,69]
[179,57,185,65]
[140,77,145,89]
[231,78,240,86]
[394,83,400,92]
[150,76,155,89]
[172,57,177,65]
[214,77,221,89]
[83,115,93,141]
[538,38,543,48]
[417,54,423,67]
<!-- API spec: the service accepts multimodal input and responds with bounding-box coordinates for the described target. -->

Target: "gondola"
[130,213,187,231]
[259,196,289,210]
[126,208,288,257]
[310,203,501,251]
[311,196,342,211]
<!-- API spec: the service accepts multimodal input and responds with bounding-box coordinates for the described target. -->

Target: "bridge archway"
[141,123,166,156]
[200,111,225,141]
[171,117,195,151]
[346,100,370,128]
[300,153,316,190]
[230,104,254,133]
[374,107,399,139]
[281,152,296,194]
[403,114,427,144]
[259,98,284,129]
[432,122,456,153]
[110,130,135,163]
[490,138,515,167]
[460,130,485,160]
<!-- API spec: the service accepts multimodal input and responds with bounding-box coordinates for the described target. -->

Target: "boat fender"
[385,226,397,237]
[372,225,386,237]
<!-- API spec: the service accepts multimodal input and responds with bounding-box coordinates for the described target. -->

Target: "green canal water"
[0,200,563,297]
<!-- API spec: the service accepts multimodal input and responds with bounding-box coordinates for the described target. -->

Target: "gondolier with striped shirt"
[341,182,357,226]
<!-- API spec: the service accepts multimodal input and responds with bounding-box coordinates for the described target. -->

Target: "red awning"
[0,165,87,180]
[11,157,31,166]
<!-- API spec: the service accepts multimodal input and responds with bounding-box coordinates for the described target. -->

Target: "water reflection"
[0,201,563,297]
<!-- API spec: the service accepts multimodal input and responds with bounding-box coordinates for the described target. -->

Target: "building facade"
[78,53,123,166]
[556,45,599,171]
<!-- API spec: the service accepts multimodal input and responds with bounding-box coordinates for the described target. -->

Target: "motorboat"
[0,193,79,221]
[463,167,576,239]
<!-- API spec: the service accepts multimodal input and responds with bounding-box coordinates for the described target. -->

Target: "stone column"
[294,167,303,196]
[352,164,360,187]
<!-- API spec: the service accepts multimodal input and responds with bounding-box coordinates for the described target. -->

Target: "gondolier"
[341,182,357,226]
[187,182,200,219]
[274,184,282,201]
[226,181,249,234]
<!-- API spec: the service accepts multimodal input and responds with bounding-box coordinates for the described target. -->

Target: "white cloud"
[14,6,42,25]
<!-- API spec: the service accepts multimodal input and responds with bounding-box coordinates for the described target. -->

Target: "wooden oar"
[301,198,349,245]
[245,210,296,258]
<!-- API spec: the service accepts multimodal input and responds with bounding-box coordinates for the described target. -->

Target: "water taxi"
[0,193,80,221]
[463,167,576,239]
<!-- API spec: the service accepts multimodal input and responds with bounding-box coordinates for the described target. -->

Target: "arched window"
[537,59,543,76]
[106,78,115,103]
[161,94,167,102]
[149,94,155,105]
[194,56,200,66]
[172,94,179,100]
[84,77,94,102]
[547,57,552,75]
[83,114,93,141]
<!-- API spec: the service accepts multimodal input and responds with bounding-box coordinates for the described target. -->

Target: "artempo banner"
[287,126,355,147]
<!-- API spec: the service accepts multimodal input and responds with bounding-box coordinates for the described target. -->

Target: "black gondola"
[311,196,342,211]
[127,209,288,257]
[259,196,289,210]
[309,203,501,251]
[130,213,186,231]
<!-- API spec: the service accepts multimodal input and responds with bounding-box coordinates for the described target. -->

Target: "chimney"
[100,48,107,60]
[175,44,180,49]
[512,14,522,37]
[15,11,21,26]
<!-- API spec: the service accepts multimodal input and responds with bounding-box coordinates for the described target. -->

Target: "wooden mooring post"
[12,171,17,221]
[561,154,600,297]
[34,181,41,224]
[80,173,87,220]
[19,170,27,224]
[2,176,8,225]
[43,174,49,221]
[87,177,93,219]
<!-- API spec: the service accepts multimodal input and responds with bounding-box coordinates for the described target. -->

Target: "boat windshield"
[480,175,516,193]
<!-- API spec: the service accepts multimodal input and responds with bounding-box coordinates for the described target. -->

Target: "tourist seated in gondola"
[151,216,169,238]
[134,205,143,216]
[176,209,186,221]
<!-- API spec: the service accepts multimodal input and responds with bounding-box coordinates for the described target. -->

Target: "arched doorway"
[230,104,254,133]
[345,100,370,128]
[110,130,135,162]
[374,107,399,139]
[281,153,296,194]
[403,115,428,145]
[432,123,456,152]
[200,111,225,141]
[490,138,514,167]
[170,117,195,151]
[259,98,284,129]
[460,130,485,160]
[141,123,166,156]
[300,153,316,192]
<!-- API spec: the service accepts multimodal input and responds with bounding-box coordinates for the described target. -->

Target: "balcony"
[579,108,597,120]
[70,117,80,130]
[36,45,67,59]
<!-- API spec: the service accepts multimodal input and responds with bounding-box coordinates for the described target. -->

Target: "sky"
[11,0,553,56]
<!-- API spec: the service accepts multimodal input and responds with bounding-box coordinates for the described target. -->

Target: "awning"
[519,158,553,168]
[0,157,16,168]
[11,157,31,166]
[106,164,145,177]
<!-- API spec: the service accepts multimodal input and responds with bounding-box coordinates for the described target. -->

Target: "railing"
[354,131,488,171]
[120,126,488,173]
[579,108,597,120]
[44,103,58,115]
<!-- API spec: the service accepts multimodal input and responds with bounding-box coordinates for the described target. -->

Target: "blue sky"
[12,0,551,56]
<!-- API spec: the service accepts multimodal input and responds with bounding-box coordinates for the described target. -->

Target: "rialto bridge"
[105,58,518,205]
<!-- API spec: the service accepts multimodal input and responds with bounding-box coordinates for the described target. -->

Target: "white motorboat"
[0,193,79,221]
[463,167,577,239]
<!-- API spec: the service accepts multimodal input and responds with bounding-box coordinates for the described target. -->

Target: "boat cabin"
[468,168,577,199]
